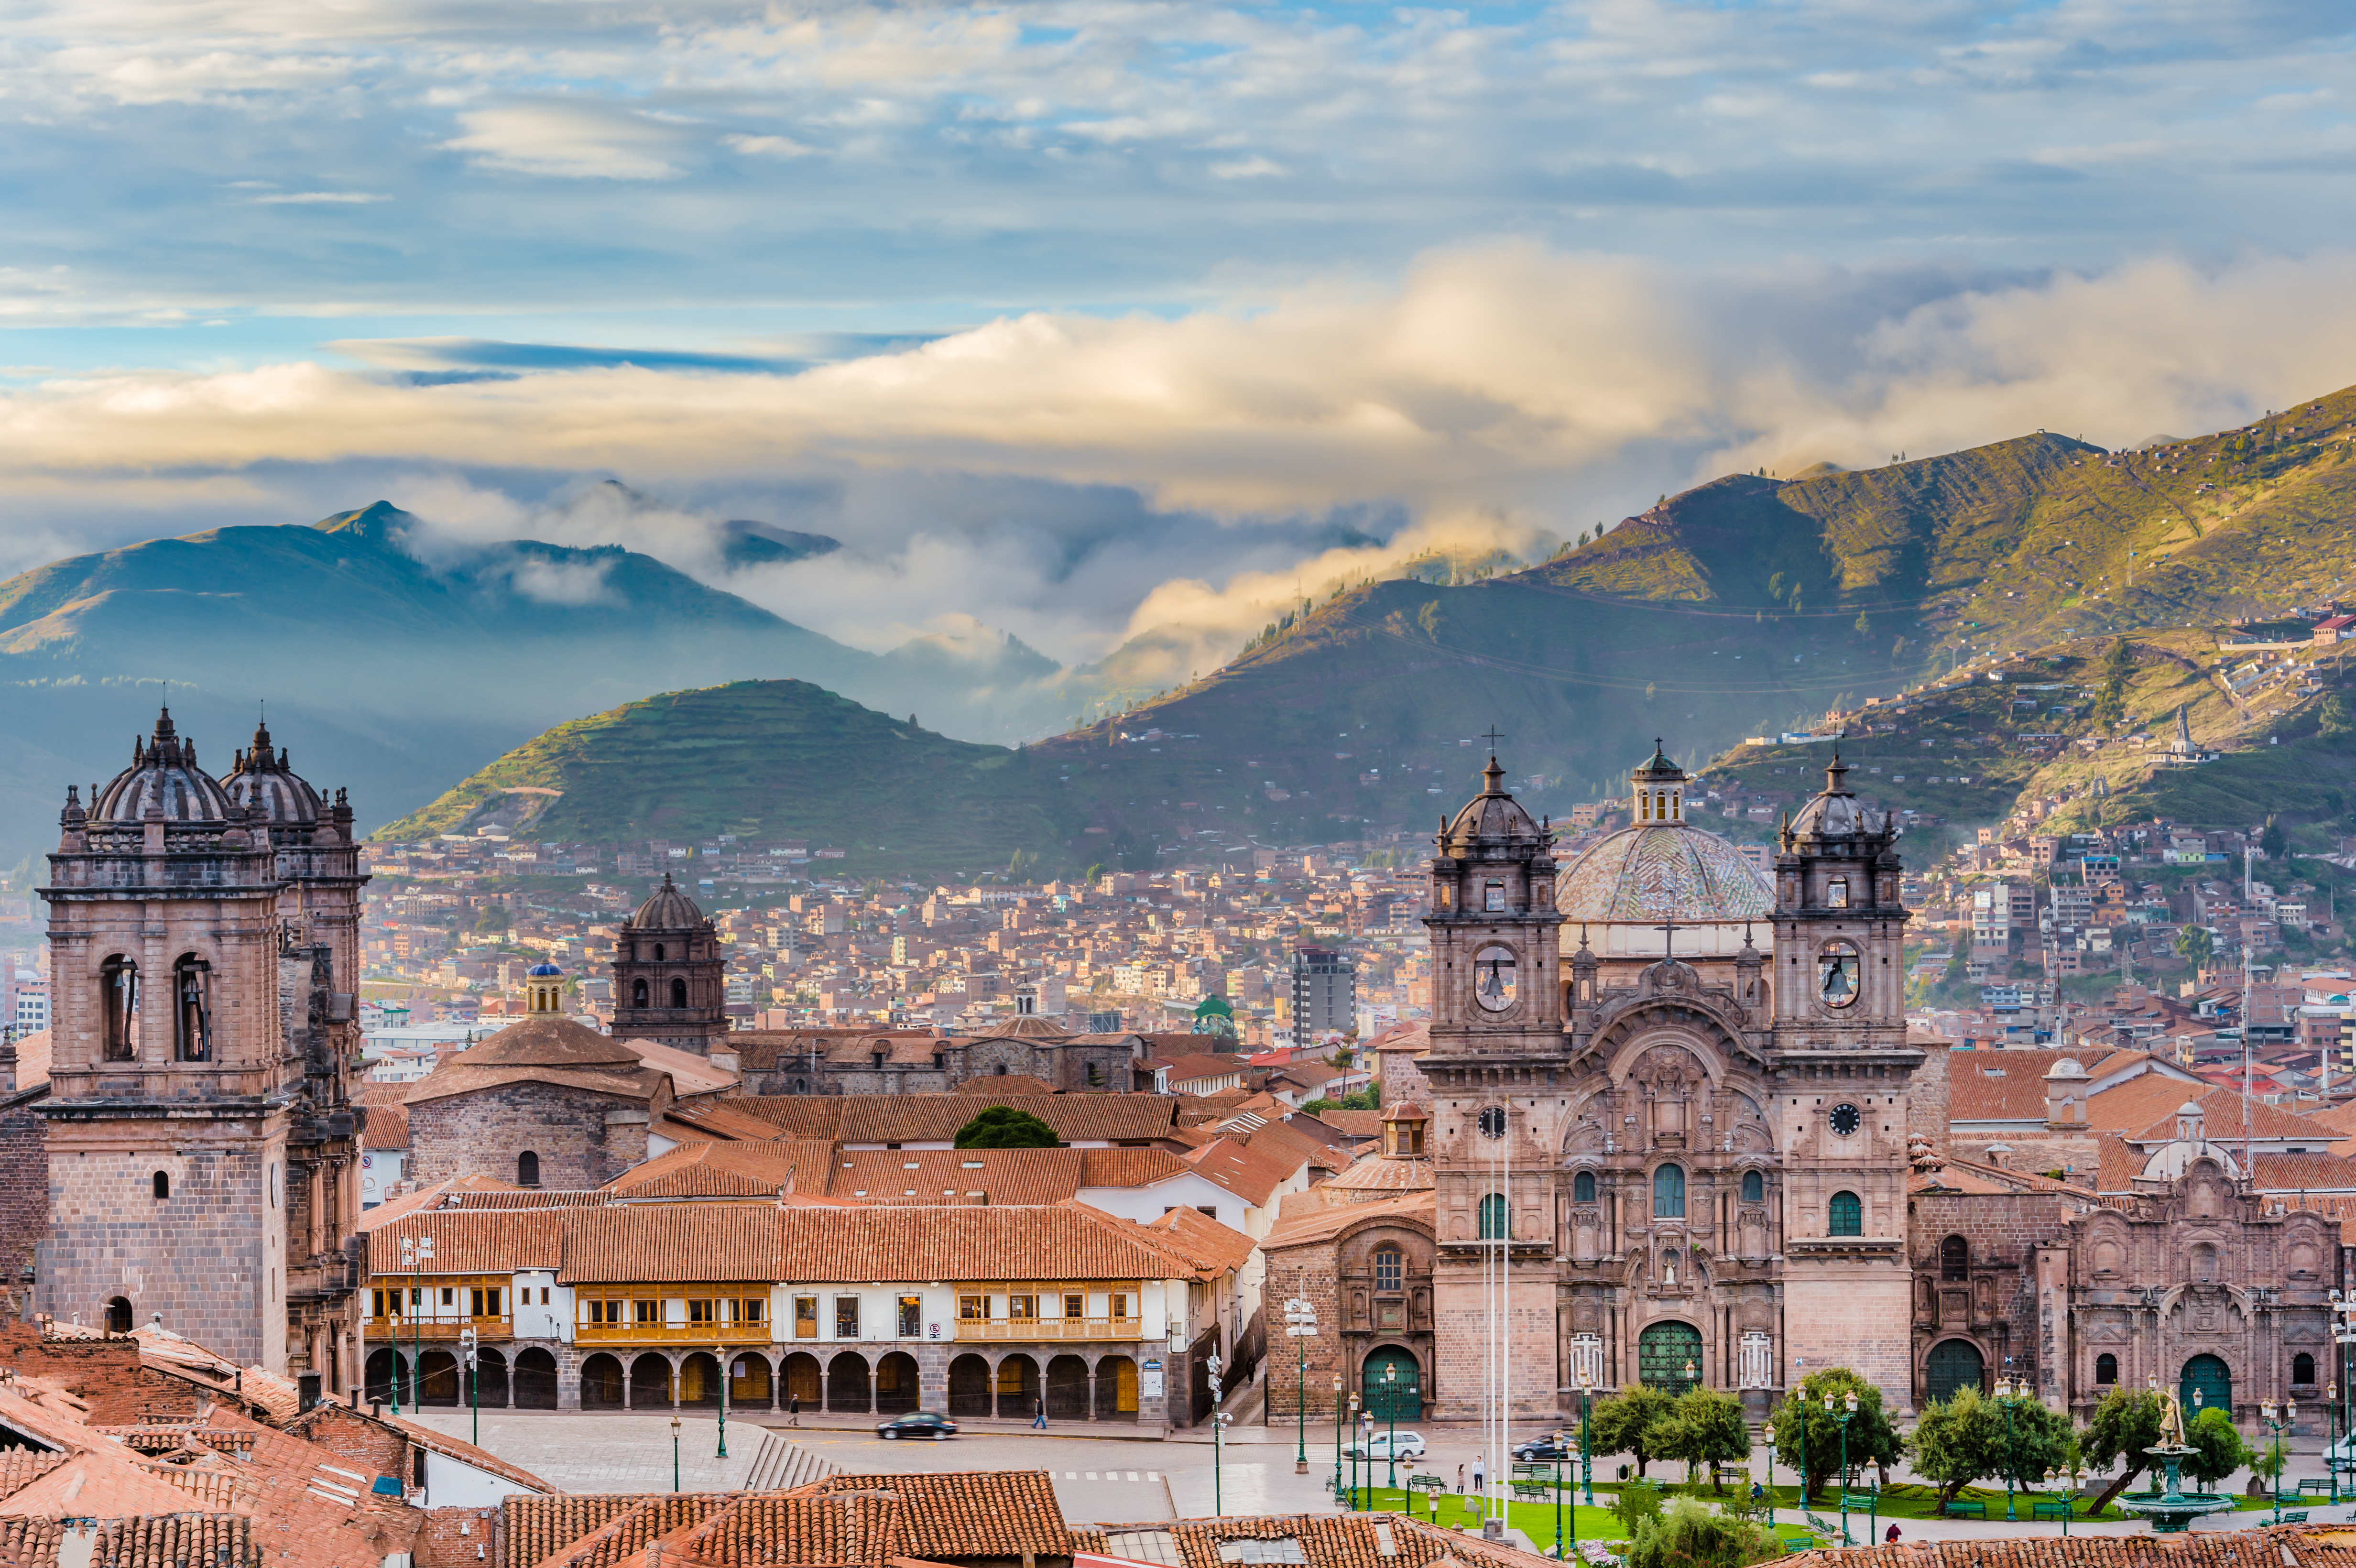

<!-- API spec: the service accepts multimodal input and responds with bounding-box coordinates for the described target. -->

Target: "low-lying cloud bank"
[4,244,2354,668]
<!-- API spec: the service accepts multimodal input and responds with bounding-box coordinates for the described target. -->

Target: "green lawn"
[1343,1490,1653,1557]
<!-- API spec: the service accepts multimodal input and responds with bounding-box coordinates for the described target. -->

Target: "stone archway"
[515,1348,560,1408]
[948,1354,992,1417]
[1923,1339,1984,1405]
[827,1352,872,1413]
[1636,1321,1702,1394]
[578,1353,625,1408]
[630,1352,674,1408]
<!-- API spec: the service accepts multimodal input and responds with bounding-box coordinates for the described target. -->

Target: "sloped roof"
[811,1471,1071,1562]
[1767,1525,2356,1568]
[1181,1138,1296,1207]
[1263,1190,1434,1250]
[364,1208,570,1274]
[606,1139,839,1200]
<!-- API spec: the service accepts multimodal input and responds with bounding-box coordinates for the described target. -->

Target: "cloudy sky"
[4,0,2356,670]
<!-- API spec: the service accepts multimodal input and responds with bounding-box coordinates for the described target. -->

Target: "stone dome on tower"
[1440,754,1544,851]
[222,718,323,826]
[1555,740,1771,949]
[628,872,706,929]
[94,708,232,822]
[1784,750,1889,845]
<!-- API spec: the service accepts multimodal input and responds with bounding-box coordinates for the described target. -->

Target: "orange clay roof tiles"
[0,1514,260,1568]
[813,1471,1071,1560]
[0,1447,66,1499]
[605,1139,840,1199]
[559,1205,787,1284]
[1767,1524,2356,1568]
[364,1207,569,1274]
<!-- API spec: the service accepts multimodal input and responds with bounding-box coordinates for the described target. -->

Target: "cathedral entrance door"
[1363,1347,1423,1419]
[2180,1354,2231,1418]
[1637,1322,1702,1395]
[1923,1339,1984,1405]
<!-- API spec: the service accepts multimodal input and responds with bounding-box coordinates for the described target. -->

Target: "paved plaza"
[406,1411,2356,1539]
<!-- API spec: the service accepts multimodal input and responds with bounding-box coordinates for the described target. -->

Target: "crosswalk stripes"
[1067,1471,1157,1481]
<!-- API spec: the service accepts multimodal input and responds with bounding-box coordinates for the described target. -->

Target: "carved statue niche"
[1632,1044,1707,1149]
[1737,1206,1767,1258]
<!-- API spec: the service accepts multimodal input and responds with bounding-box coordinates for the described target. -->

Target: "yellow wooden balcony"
[955,1317,1143,1342]
[363,1315,510,1341]
[575,1319,771,1345]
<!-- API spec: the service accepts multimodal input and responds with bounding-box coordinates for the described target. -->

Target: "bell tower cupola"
[1631,739,1686,824]
[1425,747,1564,1050]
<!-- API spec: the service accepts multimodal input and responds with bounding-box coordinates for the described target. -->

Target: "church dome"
[629,872,706,930]
[221,719,322,825]
[94,708,232,823]
[976,1014,1071,1040]
[1557,822,1772,924]
[1440,755,1542,851]
[1787,753,1883,841]
[527,961,562,978]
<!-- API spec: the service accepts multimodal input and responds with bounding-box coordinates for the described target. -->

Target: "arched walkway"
[515,1348,559,1409]
[474,1347,510,1408]
[630,1352,674,1409]
[1047,1355,1090,1419]
[1923,1339,1984,1406]
[1362,1345,1420,1420]
[418,1349,460,1406]
[365,1348,409,1406]
[1637,1321,1702,1395]
[875,1352,920,1414]
[827,1352,872,1413]
[782,1353,821,1413]
[2182,1354,2232,1416]
[580,1353,626,1409]
[948,1354,993,1417]
[994,1353,1040,1420]
[1095,1355,1138,1422]
[731,1354,774,1408]
[680,1352,722,1409]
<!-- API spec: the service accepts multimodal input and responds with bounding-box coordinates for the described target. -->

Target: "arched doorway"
[474,1348,510,1408]
[949,1354,993,1417]
[516,1348,561,1409]
[1924,1339,1985,1405]
[2181,1354,2232,1416]
[105,1297,133,1334]
[1095,1355,1138,1421]
[827,1353,872,1413]
[679,1352,722,1408]
[731,1354,774,1408]
[364,1348,409,1406]
[579,1353,625,1408]
[875,1352,920,1414]
[1638,1322,1703,1394]
[630,1353,674,1408]
[1047,1355,1090,1419]
[1362,1346,1421,1419]
[995,1354,1041,1420]
[417,1350,460,1406]
[783,1353,821,1412]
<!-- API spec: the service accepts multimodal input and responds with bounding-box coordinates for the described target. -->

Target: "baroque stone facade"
[735,1016,1148,1096]
[34,710,367,1384]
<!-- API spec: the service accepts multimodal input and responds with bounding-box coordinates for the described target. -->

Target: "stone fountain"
[2114,1384,2235,1534]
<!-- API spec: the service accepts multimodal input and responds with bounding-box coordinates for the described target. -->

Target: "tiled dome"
[1557,822,1772,925]
[94,709,232,823]
[221,719,322,825]
[629,872,706,929]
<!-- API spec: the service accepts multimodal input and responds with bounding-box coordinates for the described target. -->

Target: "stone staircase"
[743,1429,841,1491]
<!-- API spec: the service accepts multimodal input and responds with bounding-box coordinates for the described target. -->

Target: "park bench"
[1781,1540,1814,1555]
[1513,1464,1553,1481]
[1407,1475,1445,1496]
[1942,1500,1987,1520]
[2031,1500,2071,1521]
[2297,1479,2333,1497]
[2281,1512,2311,1525]
[1714,1467,1750,1491]
[1842,1495,1879,1514]
[1514,1482,1553,1504]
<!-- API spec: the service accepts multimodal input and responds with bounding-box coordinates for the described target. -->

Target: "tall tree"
[1657,1388,1753,1492]
[1765,1368,1904,1501]
[1590,1385,1680,1478]
[2183,1406,2253,1490]
[2082,1386,2167,1514]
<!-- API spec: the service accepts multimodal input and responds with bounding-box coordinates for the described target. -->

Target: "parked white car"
[1346,1431,1427,1460]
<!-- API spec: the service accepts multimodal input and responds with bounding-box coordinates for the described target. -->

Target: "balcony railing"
[363,1315,510,1341]
[575,1319,772,1344]
[956,1317,1143,1342]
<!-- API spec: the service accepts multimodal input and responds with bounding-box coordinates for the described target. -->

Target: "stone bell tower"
[1422,752,1566,1419]
[1769,749,1922,1409]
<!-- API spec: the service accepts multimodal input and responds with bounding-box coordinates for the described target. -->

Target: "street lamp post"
[1382,1363,1404,1494]
[1332,1377,1346,1502]
[1994,1375,2032,1523]
[1348,1393,1362,1511]
[2259,1401,2297,1522]
[1577,1366,1595,1506]
[2044,1462,2086,1535]
[1792,1389,1808,1515]
[717,1348,729,1460]
[671,1414,682,1492]
[458,1327,479,1448]
[1284,1298,1317,1475]
[2334,1292,2356,1505]
[1208,1352,1227,1516]
[1829,1391,1857,1547]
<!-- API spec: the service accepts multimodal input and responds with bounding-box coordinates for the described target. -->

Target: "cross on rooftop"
[1652,916,1681,960]
[1482,725,1506,752]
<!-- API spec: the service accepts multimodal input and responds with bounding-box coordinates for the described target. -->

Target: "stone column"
[556,1349,582,1412]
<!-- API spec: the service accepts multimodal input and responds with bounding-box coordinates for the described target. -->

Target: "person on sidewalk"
[1471,1456,1486,1517]
[1034,1394,1047,1429]
[787,1394,799,1427]
[1885,1524,1901,1544]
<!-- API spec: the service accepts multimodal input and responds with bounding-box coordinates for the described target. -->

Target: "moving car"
[1345,1431,1427,1460]
[1512,1434,1575,1462]
[877,1411,958,1440]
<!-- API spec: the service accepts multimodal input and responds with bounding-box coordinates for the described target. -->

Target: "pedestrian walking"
[1885,1524,1902,1544]
[787,1393,799,1427]
[1457,1463,1467,1496]
[1033,1394,1047,1429]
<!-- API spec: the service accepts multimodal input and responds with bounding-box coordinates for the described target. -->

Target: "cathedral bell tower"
[1426,753,1563,1050]
[1769,748,1920,1409]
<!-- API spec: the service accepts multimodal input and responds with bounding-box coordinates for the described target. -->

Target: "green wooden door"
[1924,1339,1985,1405]
[1363,1346,1423,1419]
[1638,1322,1703,1394]
[2181,1355,2231,1417]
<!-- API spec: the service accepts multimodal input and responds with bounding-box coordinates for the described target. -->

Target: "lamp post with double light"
[458,1327,479,1447]
[1828,1390,1857,1546]
[1993,1375,2035,1523]
[1383,1361,1413,1494]
[2259,1401,2296,1522]
[1332,1377,1346,1502]
[670,1414,682,1492]
[2045,1461,2086,1535]
[1348,1391,1363,1510]
[1208,1352,1227,1516]
[1577,1365,1595,1506]
[717,1347,729,1460]
[1284,1297,1317,1474]
[2334,1291,2356,1504]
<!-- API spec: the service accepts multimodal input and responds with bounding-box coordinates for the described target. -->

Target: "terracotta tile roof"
[1308,1110,1383,1139]
[1947,1047,2171,1122]
[1180,1138,1295,1207]
[356,1173,546,1231]
[1084,1513,1552,1568]
[2306,1099,2356,1136]
[607,1139,840,1199]
[364,1207,569,1274]
[666,1100,807,1143]
[33,1324,303,1425]
[528,1493,735,1568]
[1262,1190,1434,1249]
[1236,1119,1347,1176]
[505,1494,650,1568]
[1080,1148,1192,1187]
[0,1447,66,1498]
[2255,1151,2356,1190]
[560,1205,788,1284]
[0,1514,259,1568]
[1906,1155,2099,1200]
[2106,1078,2331,1144]
[363,1099,411,1148]
[619,1037,742,1098]
[769,1204,1216,1283]
[1134,1205,1256,1276]
[1767,1524,2356,1568]
[653,1490,906,1567]
[812,1471,1071,1561]
[404,1061,672,1109]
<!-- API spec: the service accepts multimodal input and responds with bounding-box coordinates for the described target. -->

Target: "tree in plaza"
[953,1106,1064,1148]
[1765,1368,1903,1501]
[2081,1385,2168,1514]
[1657,1387,1753,1492]
[1590,1384,1680,1478]
[1625,1497,1780,1568]
[2183,1405,2254,1491]
[1912,1386,2072,1507]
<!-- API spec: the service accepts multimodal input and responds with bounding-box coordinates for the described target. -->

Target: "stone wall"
[0,1324,209,1423]
[0,1086,48,1298]
[292,1400,413,1487]
[408,1084,644,1190]
[1908,1038,1951,1151]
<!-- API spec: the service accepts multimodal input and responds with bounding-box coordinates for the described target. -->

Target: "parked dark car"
[877,1411,958,1440]
[1512,1433,1574,1462]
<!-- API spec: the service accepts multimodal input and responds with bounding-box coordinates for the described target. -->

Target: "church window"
[1484,881,1505,912]
[100,956,138,1061]
[1574,1171,1596,1203]
[654,943,667,962]
[105,1296,132,1334]
[1741,1170,1763,1203]
[1940,1235,1969,1280]
[518,1151,540,1187]
[152,1171,169,1200]
[1817,941,1861,1008]
[670,978,688,1008]
[633,980,649,1008]
[1087,1062,1105,1087]
[1828,1190,1862,1236]
[172,955,211,1062]
[1374,1248,1404,1291]
[2295,1351,2317,1385]
[1477,1193,1509,1239]
[2095,1353,2118,1385]
[1828,878,1850,908]
[1652,1165,1685,1219]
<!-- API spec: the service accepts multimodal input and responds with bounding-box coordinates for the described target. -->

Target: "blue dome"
[527,962,562,977]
